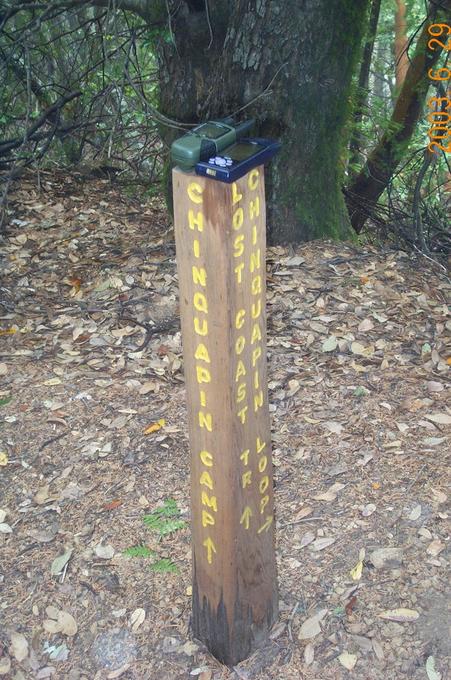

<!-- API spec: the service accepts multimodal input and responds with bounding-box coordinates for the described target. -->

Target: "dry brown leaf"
[378,608,419,622]
[338,651,357,670]
[0,656,11,675]
[57,611,78,636]
[311,536,335,551]
[425,413,451,425]
[358,318,374,332]
[298,610,327,640]
[143,418,165,434]
[426,539,445,557]
[130,607,146,631]
[9,632,28,662]
[323,421,343,435]
[313,482,345,502]
[304,643,315,665]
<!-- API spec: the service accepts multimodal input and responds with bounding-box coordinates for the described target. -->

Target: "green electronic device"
[171,118,255,171]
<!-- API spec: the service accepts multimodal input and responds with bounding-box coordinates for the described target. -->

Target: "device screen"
[195,123,229,139]
[226,142,264,161]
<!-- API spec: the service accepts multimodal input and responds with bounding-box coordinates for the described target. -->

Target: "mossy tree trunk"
[157,0,370,244]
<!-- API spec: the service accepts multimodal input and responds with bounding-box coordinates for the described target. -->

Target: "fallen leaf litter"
[0,171,449,679]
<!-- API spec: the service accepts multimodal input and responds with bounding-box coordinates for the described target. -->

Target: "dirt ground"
[0,172,449,680]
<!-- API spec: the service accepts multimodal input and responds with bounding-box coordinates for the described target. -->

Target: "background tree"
[394,0,409,89]
[0,0,449,252]
[1,0,371,243]
[346,0,449,234]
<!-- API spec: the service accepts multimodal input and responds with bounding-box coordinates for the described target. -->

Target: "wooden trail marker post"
[173,165,278,665]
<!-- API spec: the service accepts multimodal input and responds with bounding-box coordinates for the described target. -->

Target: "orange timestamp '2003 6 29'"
[426,22,451,154]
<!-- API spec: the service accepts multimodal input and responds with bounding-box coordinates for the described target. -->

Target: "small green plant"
[353,386,369,398]
[143,498,187,538]
[149,558,178,574]
[122,545,154,558]
[123,498,185,574]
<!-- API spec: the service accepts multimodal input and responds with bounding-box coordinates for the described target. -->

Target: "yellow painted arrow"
[202,536,217,564]
[257,515,273,534]
[240,505,253,530]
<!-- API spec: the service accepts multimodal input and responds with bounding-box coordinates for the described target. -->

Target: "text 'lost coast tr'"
[171,118,280,183]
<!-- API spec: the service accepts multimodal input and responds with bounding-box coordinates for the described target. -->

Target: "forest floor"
[0,171,450,680]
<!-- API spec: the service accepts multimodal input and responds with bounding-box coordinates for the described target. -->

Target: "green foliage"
[149,558,178,574]
[122,545,155,558]
[353,386,370,397]
[0,397,12,408]
[143,498,187,537]
[0,5,163,178]
[123,499,185,575]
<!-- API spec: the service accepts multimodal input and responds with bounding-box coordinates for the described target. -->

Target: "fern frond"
[157,519,186,536]
[155,498,179,517]
[123,545,154,558]
[149,558,178,573]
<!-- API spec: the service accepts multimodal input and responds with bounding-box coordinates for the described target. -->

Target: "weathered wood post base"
[173,166,278,665]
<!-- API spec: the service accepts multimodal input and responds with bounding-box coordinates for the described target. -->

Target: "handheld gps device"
[171,118,255,172]
[194,138,281,183]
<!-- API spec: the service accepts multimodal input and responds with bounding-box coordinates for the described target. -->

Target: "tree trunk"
[349,0,382,172]
[346,2,447,234]
[394,0,409,90]
[158,0,370,244]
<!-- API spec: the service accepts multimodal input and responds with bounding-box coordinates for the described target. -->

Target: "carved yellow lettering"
[250,248,261,273]
[257,515,273,534]
[235,309,245,330]
[194,317,208,336]
[201,491,217,513]
[203,536,216,564]
[249,196,260,219]
[200,450,213,467]
[193,239,200,258]
[254,370,259,390]
[252,224,257,246]
[199,410,212,431]
[254,390,263,411]
[252,346,262,367]
[196,366,211,384]
[193,292,208,314]
[187,181,203,204]
[259,475,269,494]
[202,509,215,527]
[231,182,243,205]
[240,506,252,530]
[260,495,270,514]
[258,455,268,473]
[237,405,248,424]
[200,470,213,490]
[251,299,261,319]
[235,335,245,355]
[200,389,206,407]
[192,265,206,286]
[251,275,262,295]
[232,207,244,231]
[188,209,204,232]
[251,322,262,344]
[234,233,245,258]
[248,168,259,190]
[194,343,210,363]
[240,449,250,465]
[237,382,246,403]
[235,359,246,382]
[242,470,252,489]
[234,262,245,283]
[256,437,266,453]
